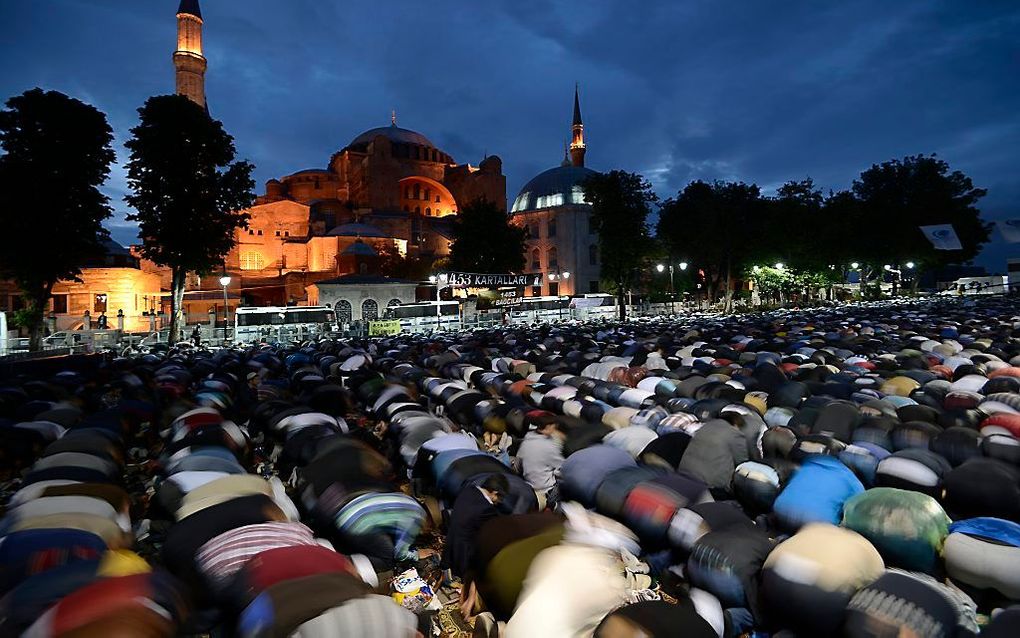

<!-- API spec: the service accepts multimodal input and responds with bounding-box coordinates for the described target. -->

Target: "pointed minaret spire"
[561,140,571,167]
[569,83,586,167]
[391,110,397,126]
[174,0,206,108]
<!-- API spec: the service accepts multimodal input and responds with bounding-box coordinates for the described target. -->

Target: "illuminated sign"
[446,272,542,288]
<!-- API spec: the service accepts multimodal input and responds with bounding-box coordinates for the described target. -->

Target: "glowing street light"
[851,262,860,269]
[906,261,915,269]
[656,264,665,273]
[219,275,231,342]
[774,262,785,270]
[679,262,689,271]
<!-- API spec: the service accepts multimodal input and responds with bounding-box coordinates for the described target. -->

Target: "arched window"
[425,188,431,201]
[413,184,420,199]
[589,244,598,266]
[335,300,352,324]
[404,186,411,199]
[530,248,541,270]
[240,251,266,271]
[414,206,420,214]
[359,262,368,274]
[435,195,441,203]
[548,247,558,270]
[425,207,431,216]
[548,218,557,238]
[362,298,379,321]
[388,298,402,308]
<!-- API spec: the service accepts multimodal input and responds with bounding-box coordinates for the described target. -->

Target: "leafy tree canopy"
[0,88,116,349]
[447,198,526,273]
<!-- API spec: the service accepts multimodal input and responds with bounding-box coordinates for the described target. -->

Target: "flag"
[996,219,1020,244]
[919,224,963,250]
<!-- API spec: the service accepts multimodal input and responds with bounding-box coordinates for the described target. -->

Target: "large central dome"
[511,165,598,213]
[347,124,436,150]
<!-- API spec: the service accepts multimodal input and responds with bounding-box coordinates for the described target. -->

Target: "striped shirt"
[196,522,319,586]
[332,492,426,561]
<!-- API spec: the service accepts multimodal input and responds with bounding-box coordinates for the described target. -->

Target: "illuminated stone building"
[510,87,601,297]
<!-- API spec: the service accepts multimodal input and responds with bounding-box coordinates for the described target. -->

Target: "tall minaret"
[569,84,586,168]
[174,0,206,108]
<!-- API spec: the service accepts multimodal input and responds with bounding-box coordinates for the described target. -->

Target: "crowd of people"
[3,296,1020,637]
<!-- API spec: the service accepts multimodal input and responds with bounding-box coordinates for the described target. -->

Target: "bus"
[511,295,571,324]
[382,301,461,333]
[234,306,336,343]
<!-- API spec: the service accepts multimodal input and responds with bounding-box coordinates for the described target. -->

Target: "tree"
[124,95,254,343]
[447,198,526,273]
[851,154,989,273]
[658,180,765,312]
[0,89,116,350]
[583,170,657,320]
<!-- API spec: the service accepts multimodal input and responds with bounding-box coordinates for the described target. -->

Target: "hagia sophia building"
[0,0,602,331]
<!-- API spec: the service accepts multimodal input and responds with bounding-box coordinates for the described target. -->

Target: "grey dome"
[511,165,598,213]
[348,124,436,150]
[327,222,393,238]
[341,240,378,257]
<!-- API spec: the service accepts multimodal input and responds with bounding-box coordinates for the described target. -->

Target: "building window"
[257,229,263,236]
[284,231,289,237]
[548,219,557,238]
[435,195,440,203]
[405,186,411,199]
[425,207,431,216]
[240,251,266,271]
[530,248,541,271]
[275,230,280,236]
[413,184,420,199]
[362,298,379,321]
[589,280,600,294]
[549,281,559,296]
[573,185,586,205]
[248,229,254,235]
[530,223,540,239]
[548,247,558,270]
[589,244,598,265]
[425,188,431,201]
[94,294,108,313]
[387,298,402,308]
[336,300,352,324]
[52,294,68,314]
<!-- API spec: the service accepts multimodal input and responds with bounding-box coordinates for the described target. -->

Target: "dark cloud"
[2,0,1017,270]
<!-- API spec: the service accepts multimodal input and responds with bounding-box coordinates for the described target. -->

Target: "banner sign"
[919,224,963,251]
[446,272,542,288]
[997,219,1020,244]
[368,320,401,336]
[475,287,524,310]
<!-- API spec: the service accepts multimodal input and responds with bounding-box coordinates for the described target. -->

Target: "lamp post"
[219,274,231,343]
[429,273,449,330]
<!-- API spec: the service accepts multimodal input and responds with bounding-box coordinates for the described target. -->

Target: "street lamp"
[851,262,859,269]
[679,262,688,271]
[775,262,785,270]
[432,273,449,328]
[656,264,665,273]
[219,274,231,342]
[906,261,915,269]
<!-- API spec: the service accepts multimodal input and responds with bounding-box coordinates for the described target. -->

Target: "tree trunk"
[27,285,51,352]
[169,267,186,345]
[617,283,627,322]
[723,258,734,314]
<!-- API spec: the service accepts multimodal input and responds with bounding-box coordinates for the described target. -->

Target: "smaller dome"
[511,165,598,213]
[341,239,378,257]
[327,222,393,238]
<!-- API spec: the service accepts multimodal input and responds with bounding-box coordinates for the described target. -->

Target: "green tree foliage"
[850,154,989,271]
[0,89,116,350]
[447,198,526,273]
[124,95,254,343]
[583,170,657,320]
[377,241,435,281]
[657,180,763,311]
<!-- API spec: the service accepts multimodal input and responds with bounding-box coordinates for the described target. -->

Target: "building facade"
[510,87,601,297]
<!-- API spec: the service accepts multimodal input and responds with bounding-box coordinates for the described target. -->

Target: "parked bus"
[382,301,461,333]
[511,295,571,323]
[234,306,336,343]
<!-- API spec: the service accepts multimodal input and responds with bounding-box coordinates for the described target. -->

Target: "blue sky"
[2,1,1018,270]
